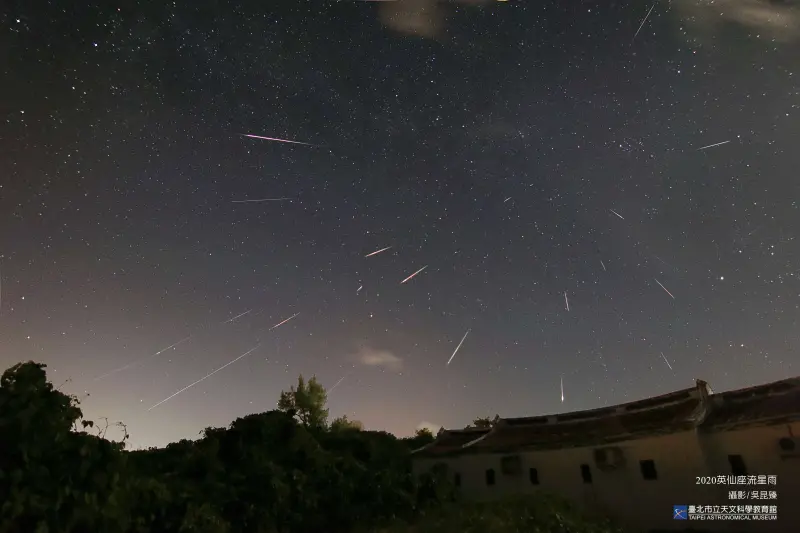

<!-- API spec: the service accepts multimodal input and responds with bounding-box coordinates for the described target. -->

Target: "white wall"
[415,425,799,532]
[696,422,800,528]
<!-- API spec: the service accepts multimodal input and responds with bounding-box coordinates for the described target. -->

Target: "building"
[412,376,800,532]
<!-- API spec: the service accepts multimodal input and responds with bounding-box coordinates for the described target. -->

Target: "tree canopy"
[0,360,623,533]
[277,374,329,429]
[467,415,498,429]
[330,414,364,432]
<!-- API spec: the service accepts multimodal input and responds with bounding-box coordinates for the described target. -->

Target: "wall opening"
[485,468,496,486]
[580,464,593,484]
[454,473,461,487]
[728,454,747,476]
[529,467,539,485]
[640,459,658,480]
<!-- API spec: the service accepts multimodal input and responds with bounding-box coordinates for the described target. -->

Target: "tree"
[277,374,329,429]
[403,427,436,451]
[470,416,494,428]
[0,362,131,532]
[0,359,623,533]
[330,415,363,432]
[415,428,434,440]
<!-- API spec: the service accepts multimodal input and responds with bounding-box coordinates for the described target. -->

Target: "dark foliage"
[0,361,622,533]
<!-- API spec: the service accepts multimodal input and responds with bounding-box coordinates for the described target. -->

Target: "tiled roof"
[468,390,704,453]
[701,377,800,430]
[413,428,491,457]
[412,377,800,458]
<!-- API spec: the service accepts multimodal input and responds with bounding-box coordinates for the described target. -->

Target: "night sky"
[2,0,799,449]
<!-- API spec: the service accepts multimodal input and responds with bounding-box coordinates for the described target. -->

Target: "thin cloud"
[354,346,404,371]
[674,0,800,42]
[416,420,442,434]
[377,0,492,39]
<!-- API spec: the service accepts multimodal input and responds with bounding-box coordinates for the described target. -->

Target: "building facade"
[412,377,800,532]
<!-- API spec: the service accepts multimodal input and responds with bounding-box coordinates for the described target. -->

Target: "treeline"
[0,361,622,533]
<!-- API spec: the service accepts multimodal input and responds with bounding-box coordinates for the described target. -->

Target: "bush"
[0,361,623,533]
[373,496,625,533]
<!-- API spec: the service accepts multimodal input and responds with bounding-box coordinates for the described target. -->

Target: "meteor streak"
[661,352,673,371]
[329,373,351,394]
[609,209,625,220]
[365,246,392,258]
[232,198,292,203]
[400,265,428,284]
[697,140,730,151]
[94,335,193,381]
[446,329,471,366]
[560,376,565,403]
[148,344,262,411]
[270,312,300,330]
[242,134,315,146]
[600,260,607,272]
[633,3,656,40]
[564,291,570,311]
[654,279,675,299]
[222,309,252,324]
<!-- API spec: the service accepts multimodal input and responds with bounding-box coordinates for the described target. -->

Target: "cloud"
[674,0,800,42]
[376,0,800,43]
[377,0,492,39]
[353,346,404,371]
[417,420,442,434]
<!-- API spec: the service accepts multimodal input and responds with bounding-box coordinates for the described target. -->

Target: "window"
[485,468,496,486]
[454,473,461,487]
[580,464,593,484]
[728,454,747,476]
[640,459,658,480]
[529,467,540,485]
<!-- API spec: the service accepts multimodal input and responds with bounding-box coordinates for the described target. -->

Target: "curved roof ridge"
[711,376,800,400]
[411,426,492,456]
[499,384,701,427]
[461,426,498,449]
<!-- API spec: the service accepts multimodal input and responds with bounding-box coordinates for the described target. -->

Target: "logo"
[673,505,688,520]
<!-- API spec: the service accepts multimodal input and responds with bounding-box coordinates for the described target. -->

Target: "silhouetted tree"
[330,415,364,432]
[415,428,434,439]
[469,416,494,428]
[0,360,623,533]
[277,374,329,429]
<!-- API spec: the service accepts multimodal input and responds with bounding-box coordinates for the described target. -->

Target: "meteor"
[697,140,730,151]
[222,309,252,324]
[654,279,675,299]
[242,134,315,146]
[232,198,292,203]
[365,246,392,258]
[270,312,300,330]
[446,329,471,366]
[400,265,428,284]
[94,335,193,381]
[148,344,262,411]
[661,352,673,371]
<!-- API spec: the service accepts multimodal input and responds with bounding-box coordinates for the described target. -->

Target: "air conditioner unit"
[593,446,626,471]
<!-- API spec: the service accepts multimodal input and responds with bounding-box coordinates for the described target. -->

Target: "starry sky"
[1,0,799,449]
